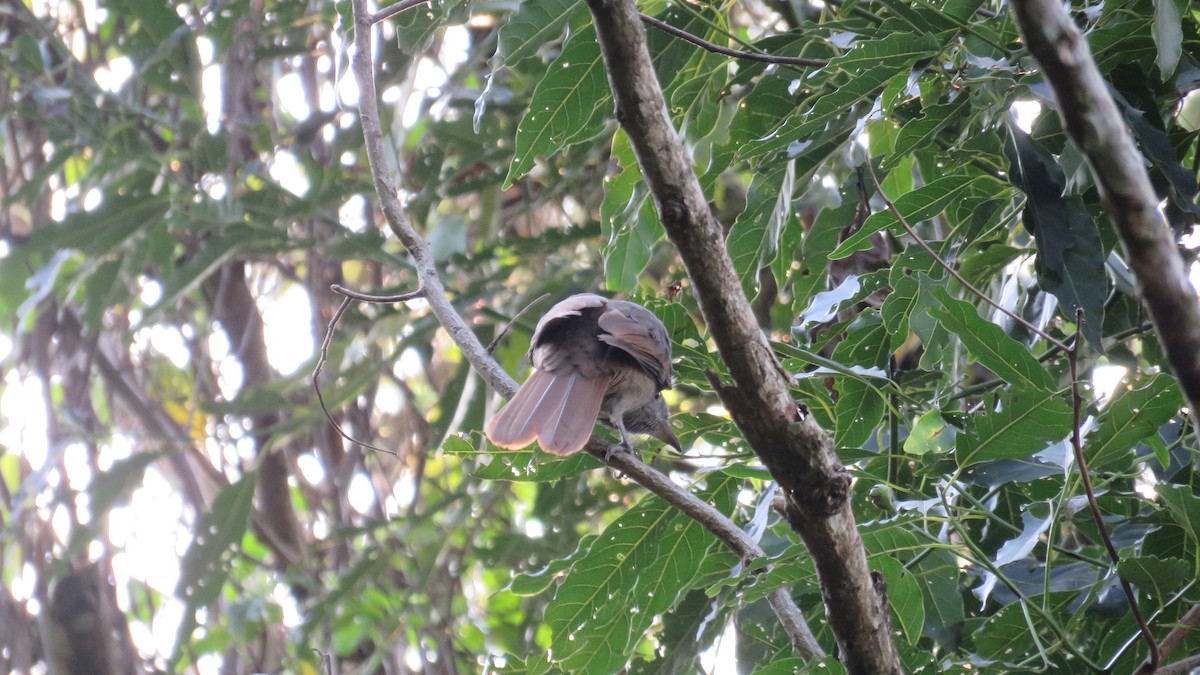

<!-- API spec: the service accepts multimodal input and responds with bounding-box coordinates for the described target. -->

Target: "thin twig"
[863,164,1070,353]
[638,14,827,67]
[331,284,426,304]
[1067,308,1158,669]
[371,0,431,25]
[486,292,550,354]
[351,0,518,398]
[312,293,399,456]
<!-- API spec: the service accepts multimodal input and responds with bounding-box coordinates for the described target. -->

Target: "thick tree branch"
[1011,0,1200,415]
[348,0,822,659]
[584,0,901,672]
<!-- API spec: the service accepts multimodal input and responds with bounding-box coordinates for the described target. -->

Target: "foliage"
[2,0,1200,672]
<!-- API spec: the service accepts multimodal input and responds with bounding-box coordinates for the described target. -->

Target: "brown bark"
[583,0,902,672]
[1011,0,1200,415]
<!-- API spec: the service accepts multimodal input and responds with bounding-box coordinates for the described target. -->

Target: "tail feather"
[485,370,555,449]
[485,370,608,455]
[539,374,608,455]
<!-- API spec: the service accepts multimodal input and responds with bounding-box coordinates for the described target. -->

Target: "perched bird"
[485,294,680,455]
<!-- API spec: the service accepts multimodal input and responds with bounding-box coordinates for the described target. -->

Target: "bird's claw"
[604,441,632,463]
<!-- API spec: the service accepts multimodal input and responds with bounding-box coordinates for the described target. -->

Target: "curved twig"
[486,292,550,354]
[638,14,827,67]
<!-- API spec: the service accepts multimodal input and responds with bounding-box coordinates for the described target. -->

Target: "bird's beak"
[651,421,682,452]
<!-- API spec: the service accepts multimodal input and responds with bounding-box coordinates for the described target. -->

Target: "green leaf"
[505,26,610,187]
[173,474,257,661]
[827,32,942,73]
[872,556,925,645]
[445,434,603,481]
[956,389,1073,467]
[832,311,892,370]
[904,410,957,456]
[887,94,971,165]
[727,162,796,294]
[914,549,965,651]
[929,288,1056,392]
[738,33,938,162]
[1153,0,1185,79]
[601,131,660,293]
[493,0,584,68]
[971,592,1077,663]
[829,175,978,260]
[834,379,886,447]
[544,473,737,672]
[1118,555,1190,600]
[1085,373,1182,472]
[1157,485,1200,546]
[1005,126,1106,348]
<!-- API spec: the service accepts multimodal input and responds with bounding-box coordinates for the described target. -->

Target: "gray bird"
[485,294,680,455]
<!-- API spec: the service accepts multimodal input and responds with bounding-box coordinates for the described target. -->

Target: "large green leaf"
[493,0,584,68]
[727,162,795,294]
[873,555,925,645]
[505,25,610,187]
[1005,125,1106,348]
[544,473,737,672]
[929,288,1056,392]
[956,389,1073,467]
[601,131,660,293]
[834,378,886,447]
[1153,0,1185,79]
[829,174,978,260]
[1157,484,1200,546]
[1085,373,1182,472]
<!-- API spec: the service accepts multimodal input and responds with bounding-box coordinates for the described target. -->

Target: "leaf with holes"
[505,25,609,187]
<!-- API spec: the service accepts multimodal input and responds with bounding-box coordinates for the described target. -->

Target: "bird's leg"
[604,416,634,462]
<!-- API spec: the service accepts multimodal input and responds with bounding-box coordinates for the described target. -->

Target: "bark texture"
[1011,0,1200,413]
[584,0,902,671]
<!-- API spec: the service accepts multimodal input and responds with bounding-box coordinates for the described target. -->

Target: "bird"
[485,293,680,455]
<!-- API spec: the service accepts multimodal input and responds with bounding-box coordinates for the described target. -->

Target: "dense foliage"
[2,0,1200,672]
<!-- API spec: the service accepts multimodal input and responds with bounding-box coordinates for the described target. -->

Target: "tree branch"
[350,2,517,400]
[347,0,823,660]
[1010,0,1200,417]
[583,0,902,672]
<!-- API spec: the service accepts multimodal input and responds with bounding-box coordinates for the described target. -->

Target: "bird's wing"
[531,293,608,347]
[597,302,673,389]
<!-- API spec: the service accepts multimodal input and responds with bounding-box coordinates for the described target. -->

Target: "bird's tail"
[485,370,609,455]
